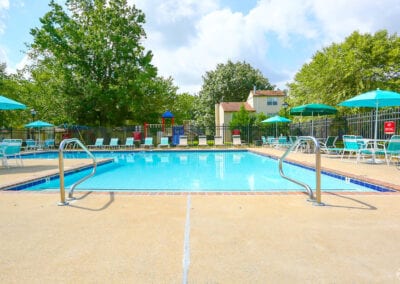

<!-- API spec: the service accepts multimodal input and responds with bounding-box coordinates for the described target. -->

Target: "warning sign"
[384,121,396,134]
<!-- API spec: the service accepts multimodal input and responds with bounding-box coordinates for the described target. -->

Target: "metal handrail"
[58,138,97,206]
[278,136,322,205]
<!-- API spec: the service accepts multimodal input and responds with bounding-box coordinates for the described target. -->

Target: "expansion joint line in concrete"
[182,194,191,284]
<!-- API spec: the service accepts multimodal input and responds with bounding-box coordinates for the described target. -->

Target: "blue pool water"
[18,150,386,192]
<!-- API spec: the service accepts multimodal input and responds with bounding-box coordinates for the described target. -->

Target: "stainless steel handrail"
[58,138,97,206]
[278,136,322,205]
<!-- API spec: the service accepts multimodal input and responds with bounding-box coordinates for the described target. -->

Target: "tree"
[194,60,274,127]
[288,30,400,113]
[27,0,176,126]
[229,104,252,130]
[171,93,197,124]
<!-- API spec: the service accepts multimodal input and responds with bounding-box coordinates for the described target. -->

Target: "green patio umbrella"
[339,88,400,147]
[262,115,291,137]
[290,103,337,136]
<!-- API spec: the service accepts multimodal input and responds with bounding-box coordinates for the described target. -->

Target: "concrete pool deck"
[1,147,400,283]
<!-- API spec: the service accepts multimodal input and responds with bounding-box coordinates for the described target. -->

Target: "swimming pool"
[16,150,390,192]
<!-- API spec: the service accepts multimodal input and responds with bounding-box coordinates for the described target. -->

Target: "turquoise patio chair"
[158,137,170,148]
[88,138,104,149]
[43,139,55,149]
[123,137,135,149]
[0,142,23,167]
[108,138,119,149]
[375,135,400,165]
[25,139,38,151]
[142,137,154,148]
[341,135,370,162]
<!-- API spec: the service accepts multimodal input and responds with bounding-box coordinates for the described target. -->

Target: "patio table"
[360,138,388,164]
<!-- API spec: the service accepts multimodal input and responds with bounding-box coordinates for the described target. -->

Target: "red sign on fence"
[384,121,396,134]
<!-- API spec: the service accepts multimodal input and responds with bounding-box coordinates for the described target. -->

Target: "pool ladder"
[58,138,97,206]
[279,136,323,205]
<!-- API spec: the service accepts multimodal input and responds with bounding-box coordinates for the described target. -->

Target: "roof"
[220,102,255,112]
[251,90,286,97]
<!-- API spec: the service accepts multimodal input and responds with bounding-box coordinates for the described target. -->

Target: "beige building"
[215,89,286,133]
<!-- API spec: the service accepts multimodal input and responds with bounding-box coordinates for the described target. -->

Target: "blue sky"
[1,0,400,94]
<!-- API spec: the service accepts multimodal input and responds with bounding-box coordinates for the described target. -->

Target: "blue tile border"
[3,159,114,191]
[251,150,395,193]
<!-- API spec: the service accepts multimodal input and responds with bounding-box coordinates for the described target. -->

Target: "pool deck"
[1,147,400,283]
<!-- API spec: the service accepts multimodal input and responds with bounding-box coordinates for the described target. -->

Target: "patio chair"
[319,136,341,155]
[141,137,154,148]
[177,135,188,147]
[158,137,170,148]
[261,136,267,146]
[25,139,38,151]
[43,139,55,149]
[123,137,135,149]
[375,135,400,165]
[88,138,104,149]
[0,142,23,167]
[232,135,242,147]
[198,135,208,147]
[214,136,224,147]
[341,135,370,162]
[108,138,119,149]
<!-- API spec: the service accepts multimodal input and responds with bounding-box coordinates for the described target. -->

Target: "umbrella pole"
[374,104,378,149]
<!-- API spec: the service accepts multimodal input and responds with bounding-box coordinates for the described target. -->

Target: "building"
[215,89,286,131]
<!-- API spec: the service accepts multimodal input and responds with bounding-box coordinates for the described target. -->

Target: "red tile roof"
[220,102,255,112]
[251,90,285,97]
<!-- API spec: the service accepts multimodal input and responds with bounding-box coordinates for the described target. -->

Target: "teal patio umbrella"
[25,120,54,146]
[262,115,291,137]
[290,103,337,136]
[0,95,26,110]
[339,89,400,146]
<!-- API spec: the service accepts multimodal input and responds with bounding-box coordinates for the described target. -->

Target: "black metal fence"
[2,108,400,146]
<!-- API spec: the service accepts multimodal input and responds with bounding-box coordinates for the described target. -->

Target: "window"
[266,98,278,106]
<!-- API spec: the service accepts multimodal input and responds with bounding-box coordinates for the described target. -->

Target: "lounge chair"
[177,135,188,147]
[158,137,170,148]
[108,138,119,149]
[319,136,342,155]
[0,142,23,167]
[341,135,369,162]
[88,138,104,149]
[198,135,208,147]
[232,135,242,147]
[123,137,135,149]
[25,139,38,151]
[43,139,55,149]
[214,136,224,147]
[142,137,154,148]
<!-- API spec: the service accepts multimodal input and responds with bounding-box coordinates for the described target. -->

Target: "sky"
[1,0,400,94]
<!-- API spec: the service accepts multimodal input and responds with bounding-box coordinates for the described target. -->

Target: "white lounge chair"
[232,135,242,147]
[177,135,188,147]
[198,135,208,147]
[214,136,224,147]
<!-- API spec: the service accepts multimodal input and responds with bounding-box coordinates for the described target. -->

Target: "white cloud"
[0,0,9,10]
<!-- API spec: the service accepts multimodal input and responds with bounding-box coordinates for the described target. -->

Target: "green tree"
[171,93,197,124]
[27,0,176,126]
[229,104,252,130]
[288,30,400,113]
[194,60,274,127]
